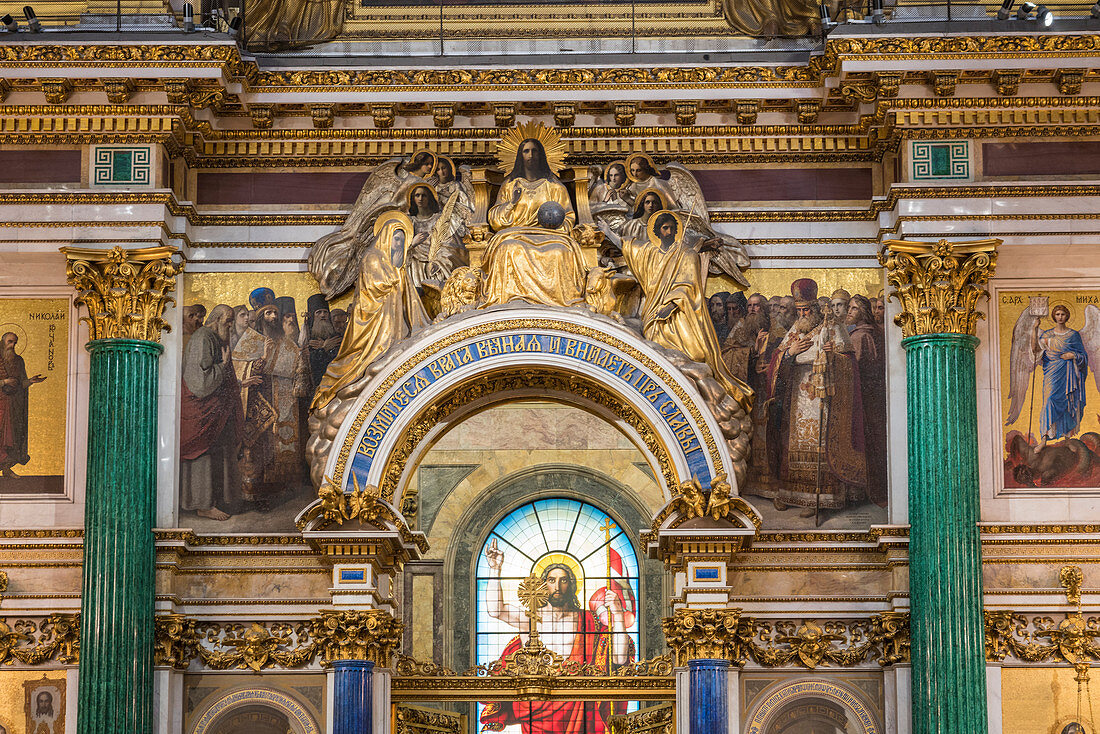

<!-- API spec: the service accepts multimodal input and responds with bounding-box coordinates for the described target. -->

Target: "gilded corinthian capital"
[61,246,182,342]
[310,609,403,667]
[662,608,743,666]
[879,238,1000,338]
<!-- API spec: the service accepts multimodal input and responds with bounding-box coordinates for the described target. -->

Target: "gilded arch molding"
[317,308,739,508]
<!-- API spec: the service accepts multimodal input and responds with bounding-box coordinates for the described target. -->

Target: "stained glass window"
[474,498,642,733]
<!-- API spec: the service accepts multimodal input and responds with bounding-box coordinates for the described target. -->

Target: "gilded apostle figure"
[618,211,753,413]
[312,211,429,410]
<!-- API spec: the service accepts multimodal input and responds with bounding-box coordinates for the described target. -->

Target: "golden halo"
[646,209,684,247]
[407,149,438,178]
[633,186,672,215]
[531,552,585,590]
[373,209,414,240]
[625,152,659,183]
[1047,299,1074,322]
[495,121,567,176]
[402,181,439,212]
[0,323,27,355]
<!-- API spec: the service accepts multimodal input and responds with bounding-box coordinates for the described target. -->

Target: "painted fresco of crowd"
[709,280,888,522]
[178,290,348,521]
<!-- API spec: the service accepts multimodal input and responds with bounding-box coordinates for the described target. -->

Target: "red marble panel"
[0,150,81,183]
[983,142,1100,177]
[690,167,873,201]
[196,171,371,205]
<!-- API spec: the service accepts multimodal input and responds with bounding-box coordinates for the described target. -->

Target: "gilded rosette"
[311,609,404,667]
[662,608,743,666]
[61,245,182,342]
[879,238,1000,338]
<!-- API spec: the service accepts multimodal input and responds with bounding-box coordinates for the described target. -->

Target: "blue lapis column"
[689,659,730,734]
[333,660,373,734]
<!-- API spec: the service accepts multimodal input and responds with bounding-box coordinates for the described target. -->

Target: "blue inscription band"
[345,331,711,490]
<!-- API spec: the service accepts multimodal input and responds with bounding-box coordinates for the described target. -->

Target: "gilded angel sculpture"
[603,153,751,287]
[309,150,438,299]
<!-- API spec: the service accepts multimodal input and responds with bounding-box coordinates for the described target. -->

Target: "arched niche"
[321,308,738,511]
[744,678,882,734]
[440,463,666,670]
[190,688,321,734]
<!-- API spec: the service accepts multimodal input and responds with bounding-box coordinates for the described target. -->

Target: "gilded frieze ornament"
[196,621,316,671]
[395,706,463,734]
[662,608,744,666]
[494,103,515,128]
[993,70,1021,96]
[675,102,698,126]
[0,79,10,103]
[1061,565,1085,606]
[153,614,200,670]
[61,245,182,342]
[879,238,1000,338]
[736,101,759,125]
[0,613,80,665]
[371,103,395,129]
[1057,68,1085,95]
[985,610,1100,665]
[608,702,674,734]
[103,78,134,104]
[433,103,455,129]
[311,609,403,667]
[615,103,637,127]
[40,78,73,105]
[796,100,821,124]
[553,103,576,128]
[311,104,334,129]
[927,71,959,97]
[874,72,901,98]
[250,104,274,130]
[163,78,189,104]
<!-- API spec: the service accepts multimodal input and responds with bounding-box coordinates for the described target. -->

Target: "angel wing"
[1080,304,1100,394]
[1005,307,1041,425]
[665,162,710,225]
[309,157,405,298]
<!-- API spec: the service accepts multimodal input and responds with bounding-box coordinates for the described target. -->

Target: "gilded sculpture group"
[308,122,754,413]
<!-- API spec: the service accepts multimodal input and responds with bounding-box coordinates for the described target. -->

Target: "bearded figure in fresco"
[480,539,634,733]
[0,331,46,478]
[763,278,868,521]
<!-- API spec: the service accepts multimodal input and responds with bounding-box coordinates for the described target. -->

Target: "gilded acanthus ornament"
[608,702,675,734]
[1057,68,1085,95]
[61,245,182,342]
[154,614,200,670]
[985,610,1100,665]
[395,706,464,734]
[1061,565,1085,607]
[871,611,911,666]
[311,104,334,129]
[195,621,316,671]
[993,70,1021,96]
[662,608,744,666]
[311,609,403,667]
[0,613,80,665]
[879,238,1000,338]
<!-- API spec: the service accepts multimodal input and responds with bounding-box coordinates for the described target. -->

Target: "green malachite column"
[881,238,1000,734]
[63,246,181,734]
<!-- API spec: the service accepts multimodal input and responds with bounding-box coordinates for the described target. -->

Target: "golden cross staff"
[600,517,617,672]
[517,574,549,650]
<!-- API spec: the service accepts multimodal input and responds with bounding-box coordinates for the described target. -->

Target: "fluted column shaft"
[333,660,374,734]
[78,338,162,734]
[904,333,987,734]
[689,659,729,734]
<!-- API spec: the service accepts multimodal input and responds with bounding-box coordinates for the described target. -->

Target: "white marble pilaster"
[325,666,336,733]
[728,665,741,733]
[156,295,182,529]
[153,669,184,734]
[373,667,392,734]
[884,665,912,734]
[987,664,1003,734]
[676,666,690,733]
